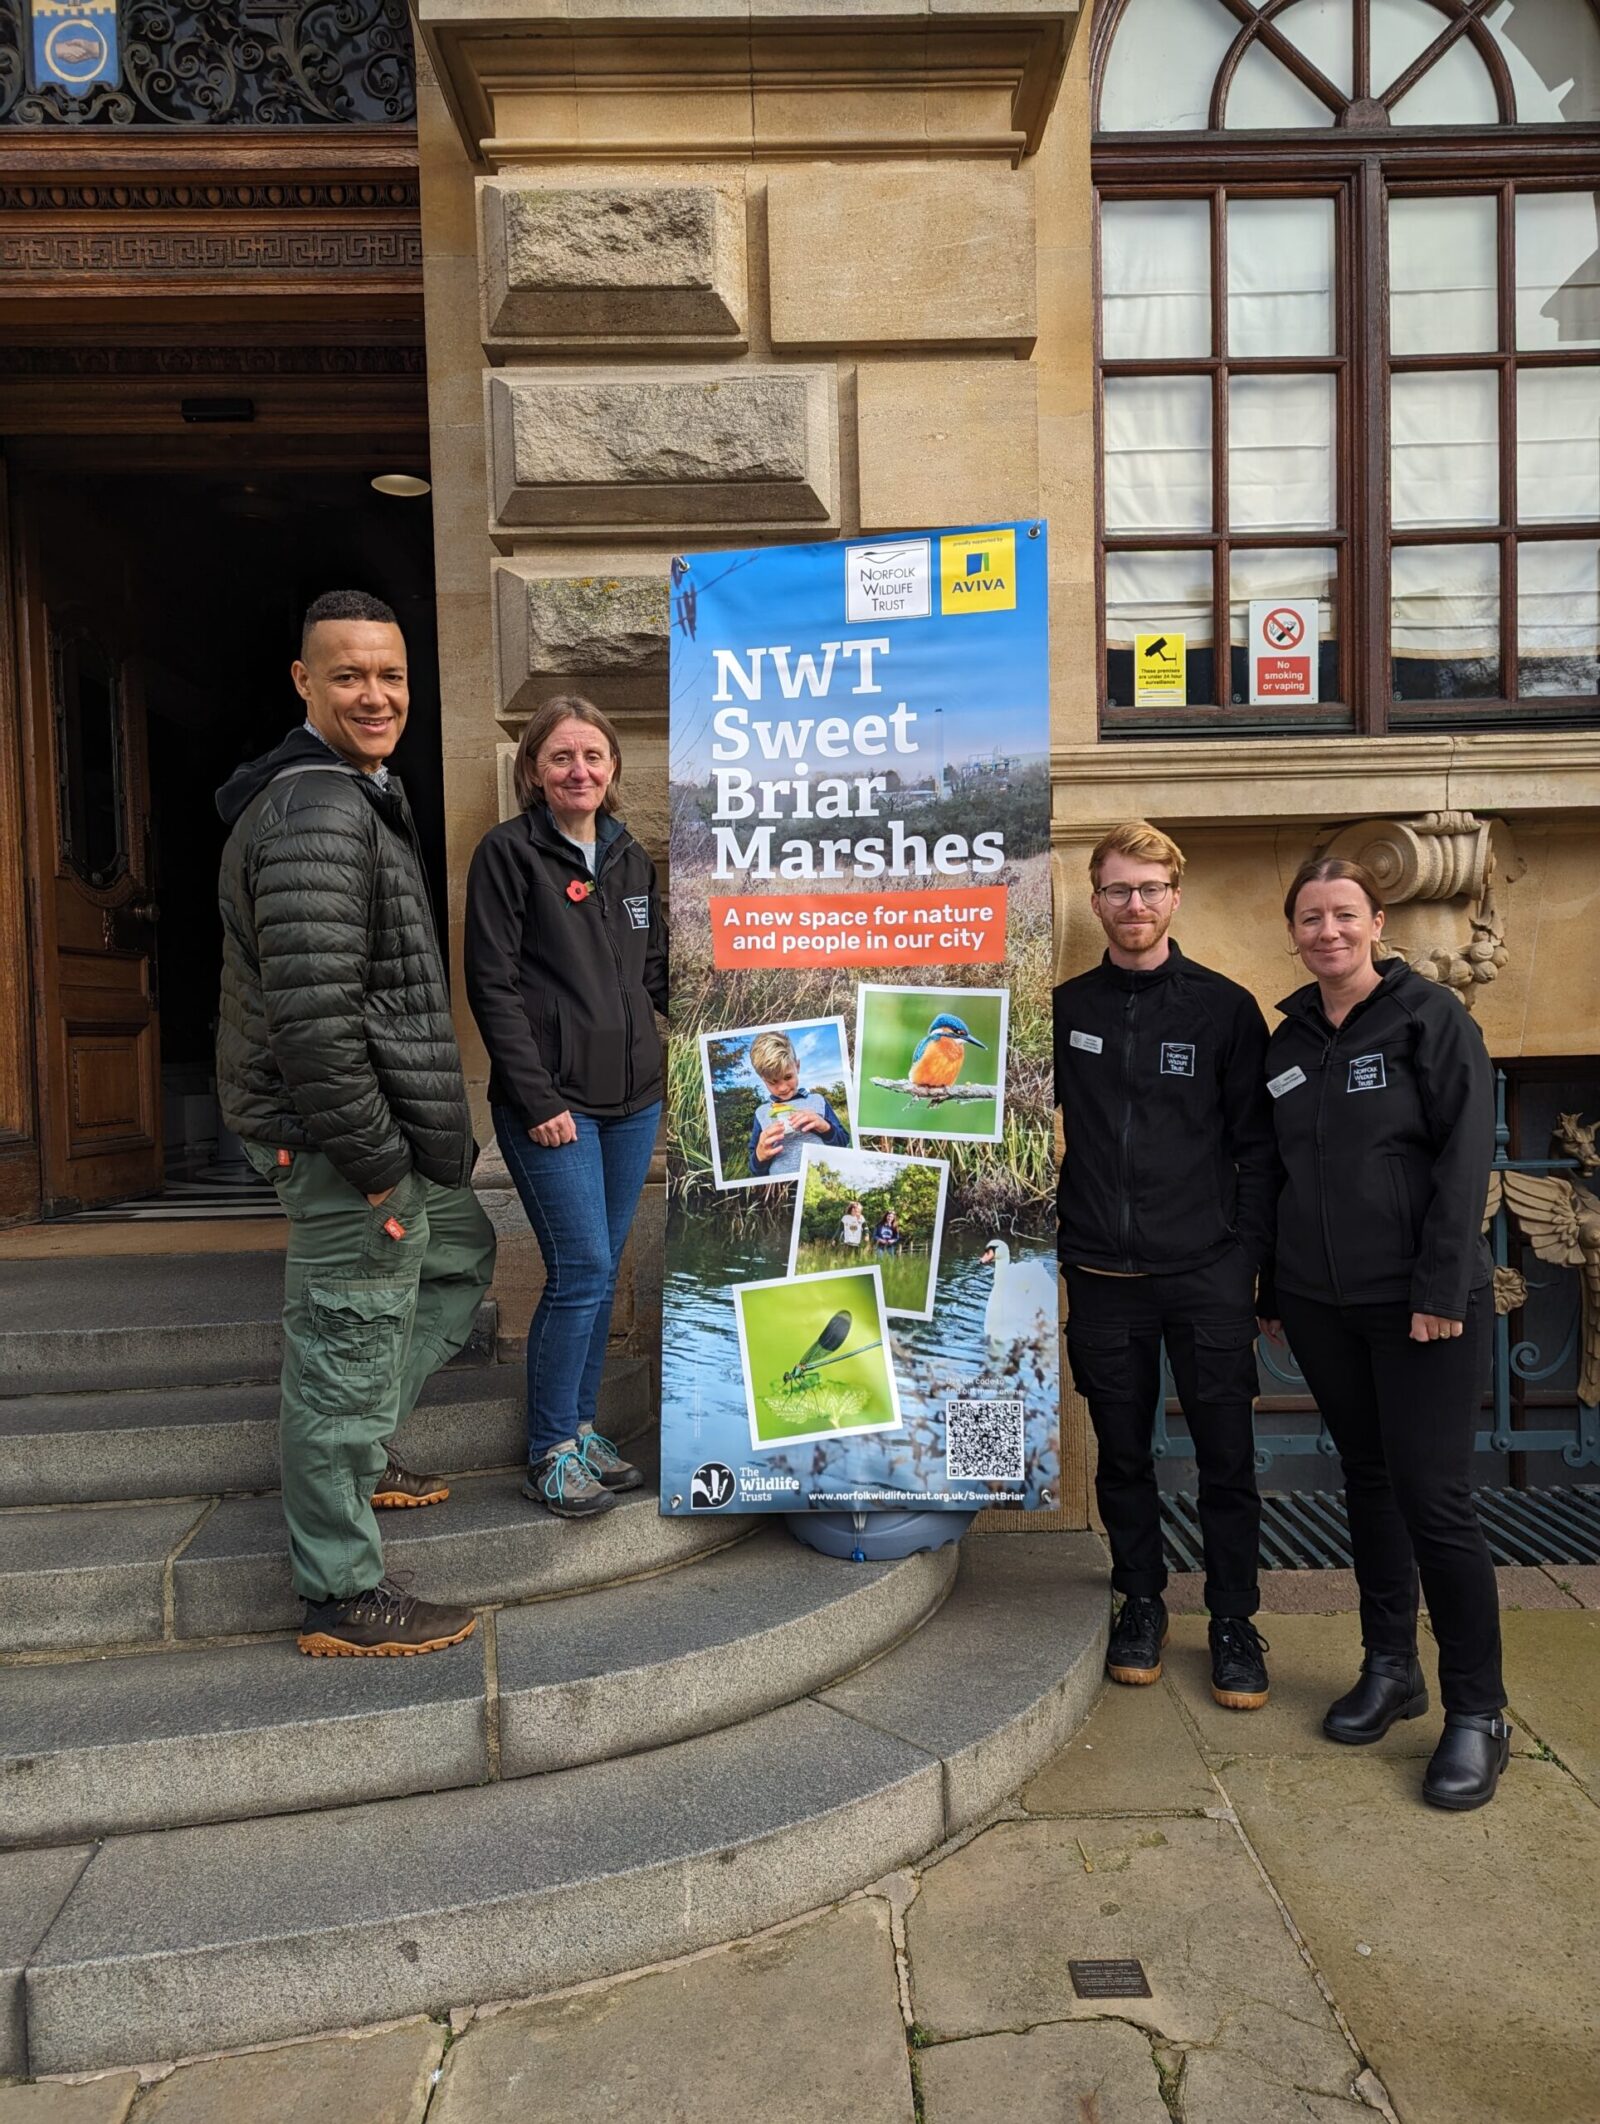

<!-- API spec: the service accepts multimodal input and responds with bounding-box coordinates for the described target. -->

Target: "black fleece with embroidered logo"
[464,806,667,1128]
[1053,942,1275,1277]
[1260,957,1493,1321]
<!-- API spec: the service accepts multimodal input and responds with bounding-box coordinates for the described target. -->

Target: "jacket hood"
[1276,953,1412,1023]
[215,725,349,827]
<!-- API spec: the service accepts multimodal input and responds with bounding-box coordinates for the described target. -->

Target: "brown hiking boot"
[371,1452,449,1509]
[297,1578,477,1658]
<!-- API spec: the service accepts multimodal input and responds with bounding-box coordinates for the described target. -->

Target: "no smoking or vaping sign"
[1247,598,1318,705]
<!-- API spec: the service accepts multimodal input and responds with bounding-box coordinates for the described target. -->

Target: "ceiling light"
[371,472,431,498]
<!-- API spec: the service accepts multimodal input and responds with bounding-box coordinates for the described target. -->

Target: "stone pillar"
[415,0,1091,1505]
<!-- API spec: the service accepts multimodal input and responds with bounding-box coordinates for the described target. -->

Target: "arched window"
[1093,0,1600,734]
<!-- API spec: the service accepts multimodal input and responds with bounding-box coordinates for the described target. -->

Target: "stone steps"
[12,1535,1109,2077]
[0,1250,496,1397]
[0,1358,650,1507]
[0,1531,957,1847]
[3,1462,748,1655]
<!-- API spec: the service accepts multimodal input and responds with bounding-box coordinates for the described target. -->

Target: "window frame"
[1091,0,1600,738]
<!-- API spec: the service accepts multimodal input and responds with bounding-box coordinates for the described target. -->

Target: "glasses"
[1096,881,1174,908]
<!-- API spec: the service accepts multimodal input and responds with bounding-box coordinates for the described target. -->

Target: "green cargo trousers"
[244,1143,497,1604]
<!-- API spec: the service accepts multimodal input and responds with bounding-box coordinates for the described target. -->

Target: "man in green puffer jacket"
[216,590,495,1657]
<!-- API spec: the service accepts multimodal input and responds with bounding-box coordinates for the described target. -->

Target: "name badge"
[1069,1029,1103,1054]
[1160,1041,1195,1077]
[1267,1065,1306,1099]
[1348,1054,1387,1093]
[624,894,650,930]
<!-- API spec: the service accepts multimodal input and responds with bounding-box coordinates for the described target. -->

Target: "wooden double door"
[7,466,163,1214]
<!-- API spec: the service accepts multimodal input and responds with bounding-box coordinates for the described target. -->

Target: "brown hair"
[512,695,623,815]
[1089,820,1186,890]
[1282,855,1385,925]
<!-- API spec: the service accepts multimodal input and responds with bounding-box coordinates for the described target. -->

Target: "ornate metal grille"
[0,0,416,125]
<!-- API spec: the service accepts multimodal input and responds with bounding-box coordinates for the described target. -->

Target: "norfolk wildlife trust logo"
[940,529,1017,614]
[845,539,931,623]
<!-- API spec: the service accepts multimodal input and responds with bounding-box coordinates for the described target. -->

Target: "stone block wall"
[414,2,1094,1524]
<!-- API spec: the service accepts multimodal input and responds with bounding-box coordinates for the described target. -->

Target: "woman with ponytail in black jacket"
[1260,855,1506,1812]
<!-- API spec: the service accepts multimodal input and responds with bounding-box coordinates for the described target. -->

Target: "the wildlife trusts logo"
[690,1462,737,1508]
[940,529,1016,615]
[845,538,931,623]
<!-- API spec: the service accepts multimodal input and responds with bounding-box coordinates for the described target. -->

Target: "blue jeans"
[493,1102,661,1460]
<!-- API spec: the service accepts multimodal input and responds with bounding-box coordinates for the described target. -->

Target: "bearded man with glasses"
[1054,822,1275,1711]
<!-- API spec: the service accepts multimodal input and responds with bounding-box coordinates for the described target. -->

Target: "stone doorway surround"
[411,0,1093,1526]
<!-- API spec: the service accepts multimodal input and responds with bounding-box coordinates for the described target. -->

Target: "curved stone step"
[0,1534,955,1847]
[0,1359,651,1508]
[17,1534,1107,2077]
[169,1468,751,1641]
[0,1251,495,1397]
[4,1465,747,1656]
[496,1528,957,1776]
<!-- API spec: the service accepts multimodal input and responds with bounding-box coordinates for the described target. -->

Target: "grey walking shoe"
[577,1421,643,1492]
[524,1439,616,1519]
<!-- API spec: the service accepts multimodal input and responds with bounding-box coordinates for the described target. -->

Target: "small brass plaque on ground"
[1069,1958,1151,1999]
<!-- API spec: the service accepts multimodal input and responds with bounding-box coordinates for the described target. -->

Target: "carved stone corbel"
[1317,812,1518,1011]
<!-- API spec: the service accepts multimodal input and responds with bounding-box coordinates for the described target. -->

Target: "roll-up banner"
[662,521,1059,1518]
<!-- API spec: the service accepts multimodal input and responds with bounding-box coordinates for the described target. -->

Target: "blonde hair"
[1089,820,1186,890]
[512,695,623,815]
[749,1030,798,1083]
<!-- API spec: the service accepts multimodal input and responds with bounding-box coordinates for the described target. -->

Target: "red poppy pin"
[565,878,594,904]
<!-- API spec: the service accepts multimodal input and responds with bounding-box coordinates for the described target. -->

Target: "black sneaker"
[1107,1594,1168,1685]
[297,1578,476,1658]
[1209,1616,1270,1710]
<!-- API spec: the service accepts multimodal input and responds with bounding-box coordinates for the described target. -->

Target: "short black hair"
[300,589,400,654]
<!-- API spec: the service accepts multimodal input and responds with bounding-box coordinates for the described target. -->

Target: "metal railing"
[1153,1071,1600,1477]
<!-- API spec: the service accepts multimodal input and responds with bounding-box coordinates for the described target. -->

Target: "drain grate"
[1161,1485,1600,1571]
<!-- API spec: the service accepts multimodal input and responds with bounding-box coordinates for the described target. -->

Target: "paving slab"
[1502,1608,1600,1801]
[1020,1669,1215,1817]
[24,1699,943,2073]
[170,1468,751,1637]
[1492,1565,1580,1609]
[1221,1750,1600,2124]
[1179,2051,1372,2123]
[496,1530,955,1775]
[1165,1612,1451,1762]
[431,1901,912,2124]
[2,1502,208,1654]
[1544,1563,1600,1609]
[906,1816,1359,2100]
[0,2078,139,2124]
[0,1633,486,1845]
[917,2022,1169,2124]
[129,2021,443,2124]
[818,1535,1108,1831]
[0,1848,93,2078]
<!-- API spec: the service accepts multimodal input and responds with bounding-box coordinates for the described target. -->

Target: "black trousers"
[1278,1285,1503,1717]
[1064,1251,1262,1619]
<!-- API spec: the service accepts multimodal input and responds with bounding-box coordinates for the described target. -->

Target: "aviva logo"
[939,529,1016,615]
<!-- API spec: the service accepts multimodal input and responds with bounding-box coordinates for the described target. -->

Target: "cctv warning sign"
[1248,599,1318,705]
[1134,631,1186,705]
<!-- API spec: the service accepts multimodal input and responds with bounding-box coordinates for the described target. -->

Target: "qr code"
[945,1398,1026,1482]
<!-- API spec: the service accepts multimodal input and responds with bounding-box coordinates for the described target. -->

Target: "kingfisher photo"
[853,984,1009,1143]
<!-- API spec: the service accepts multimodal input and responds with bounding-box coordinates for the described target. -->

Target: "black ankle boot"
[1322,1651,1429,1745]
[1423,1713,1512,1812]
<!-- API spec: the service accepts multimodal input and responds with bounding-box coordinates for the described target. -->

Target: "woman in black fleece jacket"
[1261,854,1505,1812]
[465,697,666,1521]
